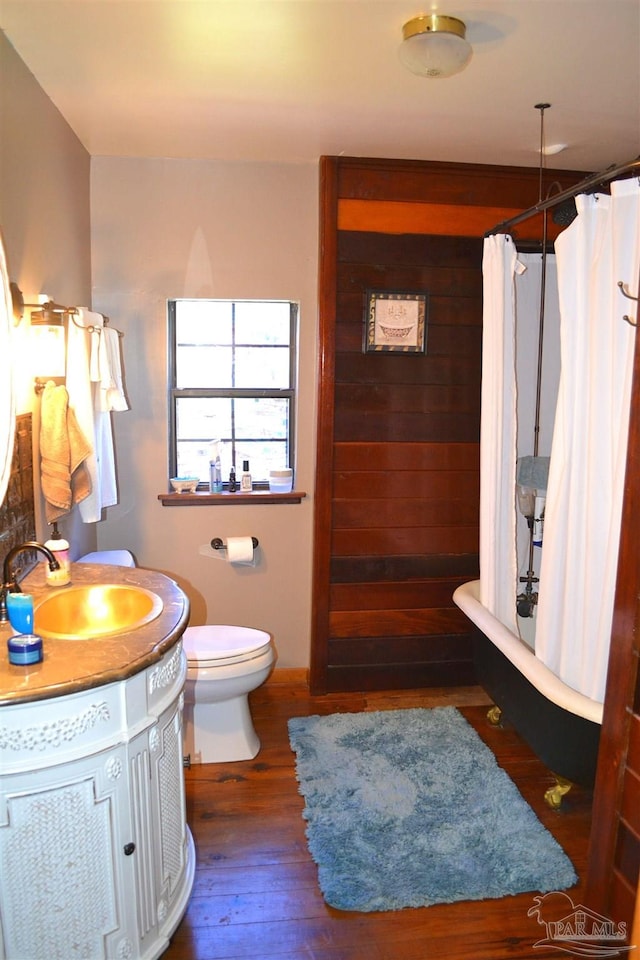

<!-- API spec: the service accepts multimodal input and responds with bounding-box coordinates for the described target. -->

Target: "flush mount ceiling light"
[399,14,472,79]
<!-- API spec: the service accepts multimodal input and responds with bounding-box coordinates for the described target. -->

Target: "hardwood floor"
[163,679,593,960]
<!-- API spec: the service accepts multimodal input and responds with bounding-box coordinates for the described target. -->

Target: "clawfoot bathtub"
[453,580,602,806]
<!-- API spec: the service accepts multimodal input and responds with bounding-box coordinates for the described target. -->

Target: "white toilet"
[77,550,136,567]
[182,625,275,764]
[77,550,274,763]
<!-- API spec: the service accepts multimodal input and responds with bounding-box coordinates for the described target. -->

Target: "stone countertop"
[0,563,190,706]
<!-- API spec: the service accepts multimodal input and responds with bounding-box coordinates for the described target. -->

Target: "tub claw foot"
[544,775,572,810]
[487,705,502,726]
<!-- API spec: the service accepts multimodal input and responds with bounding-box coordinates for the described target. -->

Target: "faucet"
[0,542,60,622]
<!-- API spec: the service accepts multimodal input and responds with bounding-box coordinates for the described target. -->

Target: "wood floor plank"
[164,683,591,960]
[191,861,319,897]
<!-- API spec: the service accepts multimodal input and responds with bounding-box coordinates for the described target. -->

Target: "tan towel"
[40,382,93,522]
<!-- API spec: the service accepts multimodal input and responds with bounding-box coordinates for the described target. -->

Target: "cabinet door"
[127,689,190,952]
[152,694,189,925]
[0,745,135,960]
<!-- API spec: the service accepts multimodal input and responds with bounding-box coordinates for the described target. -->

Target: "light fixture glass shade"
[399,15,472,78]
[31,323,66,379]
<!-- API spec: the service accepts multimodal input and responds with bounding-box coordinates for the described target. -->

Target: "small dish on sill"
[170,476,199,494]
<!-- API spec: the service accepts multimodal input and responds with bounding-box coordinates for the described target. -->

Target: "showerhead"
[552,199,578,226]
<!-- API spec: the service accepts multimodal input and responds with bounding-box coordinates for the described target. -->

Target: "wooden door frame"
[587,259,640,920]
[310,157,338,694]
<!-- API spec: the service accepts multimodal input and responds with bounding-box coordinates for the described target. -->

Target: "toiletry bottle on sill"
[228,466,238,492]
[44,522,71,585]
[210,456,222,493]
[209,440,223,493]
[240,460,252,492]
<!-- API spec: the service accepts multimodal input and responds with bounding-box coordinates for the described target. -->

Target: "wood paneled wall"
[311,156,587,695]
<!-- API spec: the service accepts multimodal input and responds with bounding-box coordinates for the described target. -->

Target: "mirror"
[0,231,15,506]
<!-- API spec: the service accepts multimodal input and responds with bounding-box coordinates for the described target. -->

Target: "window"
[168,299,297,488]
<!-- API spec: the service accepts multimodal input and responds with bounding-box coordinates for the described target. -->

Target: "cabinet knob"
[183,754,191,769]
[123,842,135,856]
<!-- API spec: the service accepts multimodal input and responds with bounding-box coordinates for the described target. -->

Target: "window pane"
[176,440,212,482]
[176,301,233,344]
[234,398,289,440]
[176,397,232,441]
[234,441,289,482]
[176,300,233,344]
[176,345,232,388]
[175,397,290,482]
[235,301,290,345]
[176,437,290,485]
[176,437,235,483]
[234,346,290,388]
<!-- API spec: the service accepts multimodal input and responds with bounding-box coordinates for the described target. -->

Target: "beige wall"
[90,158,319,669]
[0,32,95,558]
[1,31,319,669]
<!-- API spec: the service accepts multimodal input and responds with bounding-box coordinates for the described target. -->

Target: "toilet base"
[184,696,260,763]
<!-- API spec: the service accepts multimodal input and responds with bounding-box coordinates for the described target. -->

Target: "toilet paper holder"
[211,537,259,552]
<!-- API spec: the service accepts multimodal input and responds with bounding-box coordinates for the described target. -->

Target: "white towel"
[65,309,98,521]
[67,307,117,522]
[94,324,125,512]
[97,327,129,412]
[78,308,104,381]
[94,407,118,512]
[106,328,129,411]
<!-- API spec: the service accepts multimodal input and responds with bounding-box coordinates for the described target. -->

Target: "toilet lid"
[183,624,271,662]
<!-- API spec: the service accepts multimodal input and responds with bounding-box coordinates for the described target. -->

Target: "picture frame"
[363,290,428,354]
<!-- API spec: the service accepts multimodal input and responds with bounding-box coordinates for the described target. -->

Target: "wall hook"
[618,281,638,326]
[618,280,639,302]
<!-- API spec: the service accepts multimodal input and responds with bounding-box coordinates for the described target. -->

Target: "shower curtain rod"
[486,155,640,237]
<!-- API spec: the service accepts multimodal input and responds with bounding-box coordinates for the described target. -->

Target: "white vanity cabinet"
[0,640,195,960]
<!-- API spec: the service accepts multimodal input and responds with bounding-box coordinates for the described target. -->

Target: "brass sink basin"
[35,583,163,640]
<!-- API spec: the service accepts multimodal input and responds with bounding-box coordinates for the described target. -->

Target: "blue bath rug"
[288,707,577,912]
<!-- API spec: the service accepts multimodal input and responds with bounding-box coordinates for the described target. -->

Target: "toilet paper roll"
[226,536,255,565]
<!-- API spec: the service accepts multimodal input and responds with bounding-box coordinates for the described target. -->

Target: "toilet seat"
[183,625,272,668]
[78,550,135,567]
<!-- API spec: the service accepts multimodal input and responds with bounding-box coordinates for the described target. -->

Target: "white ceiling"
[1,0,639,173]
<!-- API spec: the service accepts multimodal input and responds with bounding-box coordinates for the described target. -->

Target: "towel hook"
[619,280,639,302]
[618,281,639,327]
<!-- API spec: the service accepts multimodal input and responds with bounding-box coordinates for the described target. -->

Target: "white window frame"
[168,299,298,489]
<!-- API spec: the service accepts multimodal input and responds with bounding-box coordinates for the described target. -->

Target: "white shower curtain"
[536,179,640,703]
[479,234,519,633]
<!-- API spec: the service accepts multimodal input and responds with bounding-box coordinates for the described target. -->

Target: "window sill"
[158,490,307,506]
